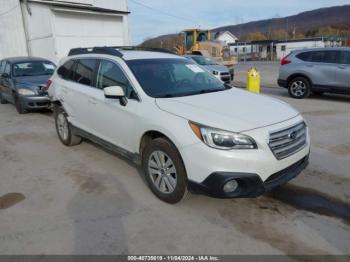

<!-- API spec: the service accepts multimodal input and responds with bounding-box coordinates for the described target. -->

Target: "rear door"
[335,50,350,91]
[58,58,99,133]
[307,50,339,87]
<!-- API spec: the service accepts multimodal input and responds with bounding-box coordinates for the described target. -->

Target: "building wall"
[217,33,237,45]
[19,0,129,63]
[276,40,325,59]
[0,0,28,58]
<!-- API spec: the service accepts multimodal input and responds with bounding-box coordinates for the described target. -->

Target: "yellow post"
[246,67,260,93]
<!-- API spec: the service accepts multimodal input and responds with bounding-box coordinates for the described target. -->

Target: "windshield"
[127,59,229,98]
[13,61,56,77]
[191,56,216,65]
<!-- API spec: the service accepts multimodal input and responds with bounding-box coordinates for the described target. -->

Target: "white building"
[276,38,344,60]
[215,31,238,45]
[0,0,130,63]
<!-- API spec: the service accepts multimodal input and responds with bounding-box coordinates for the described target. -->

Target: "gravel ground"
[0,65,349,255]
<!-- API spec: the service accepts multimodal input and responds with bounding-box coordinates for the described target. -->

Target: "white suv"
[48,47,310,204]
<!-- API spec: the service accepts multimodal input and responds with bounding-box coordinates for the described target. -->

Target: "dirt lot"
[0,67,350,254]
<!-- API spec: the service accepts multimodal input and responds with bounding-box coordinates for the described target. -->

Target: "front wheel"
[0,92,7,104]
[54,106,82,146]
[288,77,311,99]
[142,138,188,204]
[14,95,26,114]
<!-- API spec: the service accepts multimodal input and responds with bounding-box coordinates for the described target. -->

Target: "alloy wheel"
[290,80,306,97]
[57,113,69,141]
[148,150,177,194]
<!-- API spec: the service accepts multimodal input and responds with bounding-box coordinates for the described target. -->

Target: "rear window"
[296,51,339,63]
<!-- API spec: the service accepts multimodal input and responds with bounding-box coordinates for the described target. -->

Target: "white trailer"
[0,0,130,63]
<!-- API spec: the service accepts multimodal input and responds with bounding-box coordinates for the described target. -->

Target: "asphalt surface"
[0,63,350,255]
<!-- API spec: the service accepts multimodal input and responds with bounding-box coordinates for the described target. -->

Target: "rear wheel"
[288,77,310,99]
[0,92,7,104]
[142,138,188,204]
[54,106,82,146]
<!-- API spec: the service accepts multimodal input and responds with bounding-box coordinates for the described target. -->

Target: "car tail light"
[45,79,52,91]
[281,55,291,66]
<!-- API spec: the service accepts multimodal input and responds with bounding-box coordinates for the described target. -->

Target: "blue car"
[0,57,56,113]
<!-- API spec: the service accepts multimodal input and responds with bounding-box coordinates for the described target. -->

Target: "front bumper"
[19,95,50,110]
[188,154,309,198]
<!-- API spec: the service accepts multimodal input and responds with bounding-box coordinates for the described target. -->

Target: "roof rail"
[68,47,124,57]
[112,46,177,55]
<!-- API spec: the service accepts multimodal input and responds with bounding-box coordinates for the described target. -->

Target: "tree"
[245,32,267,41]
[269,29,289,40]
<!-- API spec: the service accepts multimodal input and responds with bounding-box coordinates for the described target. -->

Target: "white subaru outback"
[48,47,310,204]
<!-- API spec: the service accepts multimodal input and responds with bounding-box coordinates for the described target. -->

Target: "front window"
[190,56,216,65]
[127,59,229,98]
[13,61,56,77]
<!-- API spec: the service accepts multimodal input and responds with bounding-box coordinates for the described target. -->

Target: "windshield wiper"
[156,94,175,98]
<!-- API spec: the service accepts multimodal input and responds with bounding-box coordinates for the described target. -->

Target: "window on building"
[234,48,238,52]
[242,47,246,53]
[281,45,286,51]
[74,59,97,86]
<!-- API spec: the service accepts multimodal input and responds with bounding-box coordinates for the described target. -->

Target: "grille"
[269,122,307,160]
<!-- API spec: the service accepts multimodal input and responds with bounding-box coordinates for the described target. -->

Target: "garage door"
[53,10,126,60]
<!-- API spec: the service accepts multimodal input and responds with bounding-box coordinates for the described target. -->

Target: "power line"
[129,0,199,25]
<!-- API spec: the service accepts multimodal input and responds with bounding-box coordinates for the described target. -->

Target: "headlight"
[189,122,257,150]
[212,70,219,75]
[18,89,35,96]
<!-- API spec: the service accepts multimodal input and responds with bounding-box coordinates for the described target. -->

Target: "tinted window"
[73,59,97,86]
[339,51,350,65]
[298,51,339,63]
[57,60,75,80]
[96,60,133,97]
[12,61,56,77]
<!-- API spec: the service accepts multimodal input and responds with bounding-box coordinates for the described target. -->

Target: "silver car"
[278,47,350,99]
[185,55,234,84]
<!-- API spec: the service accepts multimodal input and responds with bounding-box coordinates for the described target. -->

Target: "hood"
[156,88,299,132]
[15,75,51,89]
[201,64,229,73]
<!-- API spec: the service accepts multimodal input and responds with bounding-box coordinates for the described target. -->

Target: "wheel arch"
[287,73,312,87]
[139,130,176,158]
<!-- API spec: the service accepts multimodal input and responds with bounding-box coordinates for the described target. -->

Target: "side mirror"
[1,73,9,78]
[104,86,127,106]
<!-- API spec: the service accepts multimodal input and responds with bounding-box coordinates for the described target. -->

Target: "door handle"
[88,98,97,104]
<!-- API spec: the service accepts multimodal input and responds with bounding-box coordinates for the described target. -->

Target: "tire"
[288,77,311,99]
[0,93,7,104]
[54,106,82,146]
[14,94,26,114]
[142,137,188,204]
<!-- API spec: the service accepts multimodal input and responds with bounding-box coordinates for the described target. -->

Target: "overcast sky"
[128,0,350,44]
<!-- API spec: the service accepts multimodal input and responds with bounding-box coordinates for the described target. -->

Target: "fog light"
[223,180,239,193]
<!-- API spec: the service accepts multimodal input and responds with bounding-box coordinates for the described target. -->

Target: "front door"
[88,59,140,153]
[335,51,350,91]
